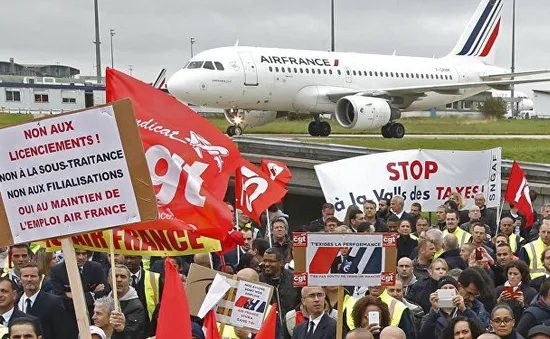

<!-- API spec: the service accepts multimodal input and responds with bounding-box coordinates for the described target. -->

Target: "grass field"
[207,116,550,135]
[312,137,549,163]
[0,113,34,126]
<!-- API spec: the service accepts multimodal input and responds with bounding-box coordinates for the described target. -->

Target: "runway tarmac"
[245,134,550,139]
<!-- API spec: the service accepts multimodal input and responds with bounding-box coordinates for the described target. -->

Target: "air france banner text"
[42,229,221,256]
[292,233,397,287]
[0,100,157,246]
[314,148,501,220]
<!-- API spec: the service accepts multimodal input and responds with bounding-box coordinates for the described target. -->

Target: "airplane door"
[344,66,352,83]
[238,52,259,86]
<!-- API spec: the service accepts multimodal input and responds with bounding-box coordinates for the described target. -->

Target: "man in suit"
[390,196,414,228]
[49,250,110,338]
[18,263,68,339]
[292,286,336,339]
[309,203,335,232]
[0,277,42,335]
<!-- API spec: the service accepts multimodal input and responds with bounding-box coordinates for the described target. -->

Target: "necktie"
[25,298,32,313]
[132,274,138,288]
[0,315,4,326]
[306,321,315,339]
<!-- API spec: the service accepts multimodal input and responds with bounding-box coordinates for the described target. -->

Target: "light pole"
[190,38,196,58]
[331,0,335,52]
[128,64,133,76]
[93,0,102,83]
[510,0,516,116]
[110,29,115,68]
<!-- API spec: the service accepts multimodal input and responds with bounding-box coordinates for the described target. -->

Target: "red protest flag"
[504,161,535,228]
[255,303,277,339]
[156,258,191,339]
[203,309,221,339]
[106,68,243,240]
[260,159,292,187]
[235,159,287,222]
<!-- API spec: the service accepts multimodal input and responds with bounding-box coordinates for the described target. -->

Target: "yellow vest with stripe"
[217,304,272,338]
[345,290,406,329]
[434,248,444,259]
[443,227,472,247]
[143,270,160,320]
[523,237,547,279]
[509,234,524,254]
[142,258,151,272]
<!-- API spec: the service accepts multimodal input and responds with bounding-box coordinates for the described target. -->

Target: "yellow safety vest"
[509,234,524,254]
[30,243,42,254]
[143,270,160,320]
[345,290,406,329]
[142,258,151,272]
[443,228,472,248]
[523,237,547,279]
[434,248,444,259]
[217,304,272,338]
[410,234,419,241]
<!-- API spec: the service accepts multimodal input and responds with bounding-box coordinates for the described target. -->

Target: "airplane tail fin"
[447,0,503,63]
[152,68,167,89]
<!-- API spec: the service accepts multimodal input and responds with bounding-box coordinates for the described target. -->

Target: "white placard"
[230,280,272,331]
[315,148,501,221]
[0,106,140,243]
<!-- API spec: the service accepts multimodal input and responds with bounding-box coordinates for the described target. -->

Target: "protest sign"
[42,228,221,255]
[186,264,273,332]
[315,148,501,220]
[0,100,157,246]
[293,232,397,287]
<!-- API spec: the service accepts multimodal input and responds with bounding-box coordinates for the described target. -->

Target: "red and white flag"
[106,68,243,240]
[235,159,287,222]
[504,161,534,228]
[261,159,292,188]
[202,310,221,339]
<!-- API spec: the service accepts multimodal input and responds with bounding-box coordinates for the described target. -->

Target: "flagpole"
[496,195,505,237]
[266,208,273,247]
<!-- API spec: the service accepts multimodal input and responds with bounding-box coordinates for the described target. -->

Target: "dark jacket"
[309,218,324,232]
[495,284,538,325]
[480,206,498,235]
[291,313,336,339]
[419,307,481,339]
[438,248,467,270]
[530,275,548,293]
[516,294,550,338]
[17,291,71,339]
[412,258,430,282]
[406,277,438,314]
[397,236,418,261]
[118,287,147,339]
[260,268,300,319]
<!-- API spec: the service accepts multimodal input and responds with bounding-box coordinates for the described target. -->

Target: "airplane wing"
[481,70,550,80]
[326,76,550,103]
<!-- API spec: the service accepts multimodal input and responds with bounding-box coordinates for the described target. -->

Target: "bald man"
[346,328,374,339]
[236,268,259,282]
[397,257,416,295]
[380,326,406,339]
[477,334,499,339]
[292,286,336,339]
[193,253,211,268]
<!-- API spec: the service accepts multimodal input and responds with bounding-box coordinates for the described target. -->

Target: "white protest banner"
[229,280,272,331]
[292,232,397,287]
[314,148,501,220]
[0,100,157,246]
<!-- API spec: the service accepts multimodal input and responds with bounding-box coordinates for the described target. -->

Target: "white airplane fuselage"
[168,46,506,114]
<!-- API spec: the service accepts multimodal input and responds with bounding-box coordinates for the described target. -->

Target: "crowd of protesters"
[2,191,550,339]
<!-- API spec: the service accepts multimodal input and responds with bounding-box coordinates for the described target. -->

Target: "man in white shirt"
[0,277,41,334]
[292,286,336,339]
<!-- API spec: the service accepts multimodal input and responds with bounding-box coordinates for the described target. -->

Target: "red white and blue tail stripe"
[448,0,503,59]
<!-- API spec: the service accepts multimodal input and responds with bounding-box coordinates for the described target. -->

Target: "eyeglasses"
[490,318,514,325]
[464,289,481,298]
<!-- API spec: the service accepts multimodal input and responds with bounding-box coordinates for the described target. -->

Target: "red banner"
[504,161,534,228]
[260,159,292,188]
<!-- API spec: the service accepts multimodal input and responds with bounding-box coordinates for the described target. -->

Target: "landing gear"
[308,119,331,137]
[381,122,405,138]
[226,125,243,137]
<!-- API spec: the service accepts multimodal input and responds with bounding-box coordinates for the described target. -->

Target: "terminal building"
[0,58,105,114]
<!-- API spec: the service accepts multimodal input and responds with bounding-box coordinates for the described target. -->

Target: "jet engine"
[335,96,399,130]
[224,109,281,128]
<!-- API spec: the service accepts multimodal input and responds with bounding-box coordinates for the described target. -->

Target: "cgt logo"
[293,273,308,287]
[292,232,308,247]
[380,272,396,286]
[266,162,284,181]
[382,234,397,247]
[239,166,268,213]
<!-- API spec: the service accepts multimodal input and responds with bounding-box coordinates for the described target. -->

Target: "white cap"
[89,326,106,339]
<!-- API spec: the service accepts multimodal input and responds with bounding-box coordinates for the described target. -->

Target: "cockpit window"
[214,62,224,71]
[203,61,215,70]
[183,62,190,69]
[187,61,204,69]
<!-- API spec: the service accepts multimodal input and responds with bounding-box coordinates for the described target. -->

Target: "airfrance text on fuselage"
[260,56,336,67]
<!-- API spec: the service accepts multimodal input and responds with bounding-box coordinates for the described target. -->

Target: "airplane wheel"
[233,126,243,136]
[319,121,331,137]
[308,121,320,136]
[381,124,392,138]
[391,123,405,138]
[227,125,236,136]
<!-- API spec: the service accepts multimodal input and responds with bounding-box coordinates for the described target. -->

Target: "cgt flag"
[235,159,287,222]
[260,159,292,188]
[504,161,535,228]
[106,68,242,240]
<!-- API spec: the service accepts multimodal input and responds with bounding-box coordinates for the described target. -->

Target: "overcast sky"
[3,0,549,93]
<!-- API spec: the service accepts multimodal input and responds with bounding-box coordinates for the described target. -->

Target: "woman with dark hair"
[441,316,485,339]
[350,295,391,338]
[234,253,260,273]
[490,304,524,339]
[495,260,538,323]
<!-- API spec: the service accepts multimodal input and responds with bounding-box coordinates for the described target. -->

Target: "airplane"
[490,89,534,112]
[166,0,550,138]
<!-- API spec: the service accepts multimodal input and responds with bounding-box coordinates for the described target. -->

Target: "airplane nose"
[167,70,190,100]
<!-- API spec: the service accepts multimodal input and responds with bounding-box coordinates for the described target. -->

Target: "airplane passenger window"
[374,71,378,76]
[288,67,292,73]
[214,62,225,70]
[275,67,279,72]
[430,74,434,79]
[358,71,362,76]
[306,69,310,73]
[187,61,204,69]
[390,72,394,77]
[269,66,273,72]
[416,73,419,78]
[203,62,215,70]
[444,75,448,80]
[281,67,285,73]
[317,69,321,74]
[300,68,304,73]
[420,74,424,79]
[405,73,409,78]
[329,70,332,75]
[323,69,327,74]
[436,74,439,79]
[294,68,298,73]
[337,70,341,75]
[401,73,404,77]
[346,70,350,75]
[450,75,453,80]
[353,70,356,76]
[385,72,389,77]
